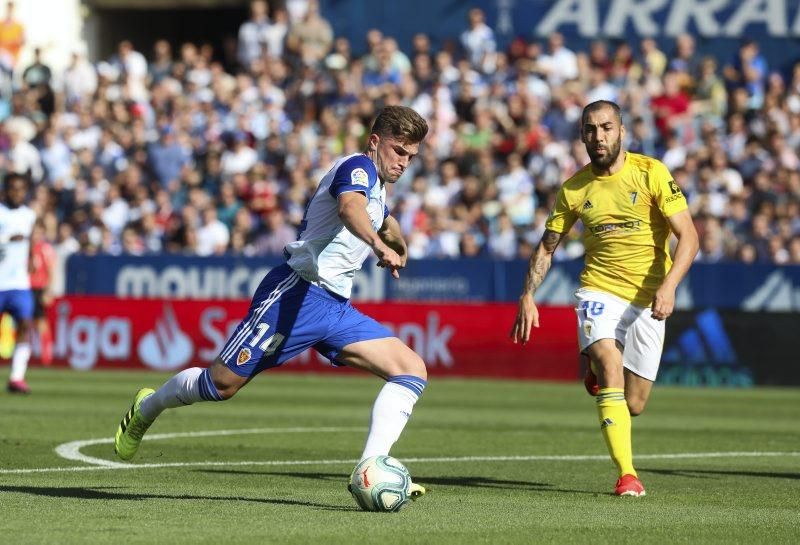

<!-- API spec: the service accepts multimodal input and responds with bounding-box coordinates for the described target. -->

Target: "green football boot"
[114,388,155,461]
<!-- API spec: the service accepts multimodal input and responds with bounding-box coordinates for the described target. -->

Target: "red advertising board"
[44,297,579,380]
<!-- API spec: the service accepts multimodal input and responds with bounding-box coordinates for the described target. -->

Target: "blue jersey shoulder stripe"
[329,155,378,199]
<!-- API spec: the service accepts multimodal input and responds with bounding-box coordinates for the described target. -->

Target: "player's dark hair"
[581,100,622,126]
[370,105,429,144]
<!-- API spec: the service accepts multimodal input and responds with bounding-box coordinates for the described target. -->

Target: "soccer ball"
[348,455,414,512]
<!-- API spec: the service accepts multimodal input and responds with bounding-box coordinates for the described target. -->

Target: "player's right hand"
[510,293,539,345]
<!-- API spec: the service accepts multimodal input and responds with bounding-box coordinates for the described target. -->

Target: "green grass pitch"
[1,368,799,544]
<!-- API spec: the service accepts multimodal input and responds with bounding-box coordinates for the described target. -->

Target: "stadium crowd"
[3,0,800,265]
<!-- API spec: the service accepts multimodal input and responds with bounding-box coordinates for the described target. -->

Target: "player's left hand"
[376,260,402,279]
[651,285,676,320]
[374,243,404,279]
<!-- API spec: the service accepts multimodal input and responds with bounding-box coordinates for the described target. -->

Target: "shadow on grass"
[0,485,359,511]
[640,468,800,480]
[198,469,603,495]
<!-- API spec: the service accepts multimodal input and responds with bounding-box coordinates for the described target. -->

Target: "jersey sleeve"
[329,155,378,199]
[545,185,578,234]
[383,204,390,219]
[651,161,688,217]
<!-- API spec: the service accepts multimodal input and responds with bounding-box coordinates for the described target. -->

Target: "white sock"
[360,376,426,461]
[9,342,31,382]
[139,367,222,422]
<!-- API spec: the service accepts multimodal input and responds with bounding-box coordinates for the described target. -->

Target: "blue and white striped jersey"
[285,153,389,299]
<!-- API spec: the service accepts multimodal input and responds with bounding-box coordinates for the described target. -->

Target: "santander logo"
[137,303,195,370]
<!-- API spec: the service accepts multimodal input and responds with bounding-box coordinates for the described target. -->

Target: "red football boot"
[614,474,646,497]
[7,379,31,394]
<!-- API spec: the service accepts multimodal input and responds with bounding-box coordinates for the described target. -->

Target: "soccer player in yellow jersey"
[510,100,699,496]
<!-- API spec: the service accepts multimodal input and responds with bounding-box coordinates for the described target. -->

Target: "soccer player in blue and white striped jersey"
[115,106,430,497]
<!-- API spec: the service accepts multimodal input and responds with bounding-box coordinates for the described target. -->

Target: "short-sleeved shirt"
[545,152,688,307]
[0,204,36,291]
[285,153,389,299]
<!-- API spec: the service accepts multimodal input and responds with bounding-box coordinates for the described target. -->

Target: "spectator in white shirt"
[39,128,73,185]
[62,49,97,106]
[221,132,258,177]
[102,185,130,237]
[197,207,230,256]
[460,8,496,74]
[117,40,148,102]
[264,7,289,59]
[536,32,579,87]
[496,152,535,227]
[238,0,270,69]
[6,119,43,182]
[488,212,517,259]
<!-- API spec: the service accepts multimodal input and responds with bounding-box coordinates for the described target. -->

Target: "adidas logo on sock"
[583,200,593,210]
[601,417,614,428]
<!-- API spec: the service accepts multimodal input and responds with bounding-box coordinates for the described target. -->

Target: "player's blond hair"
[370,106,428,144]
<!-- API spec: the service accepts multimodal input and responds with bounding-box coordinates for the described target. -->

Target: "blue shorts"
[0,289,34,322]
[219,264,394,377]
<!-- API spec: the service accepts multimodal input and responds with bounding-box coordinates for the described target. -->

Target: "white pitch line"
[53,426,364,468]
[54,438,133,469]
[1,450,797,476]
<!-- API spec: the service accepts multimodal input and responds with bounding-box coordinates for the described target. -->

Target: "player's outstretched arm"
[510,229,565,345]
[337,191,403,277]
[652,209,699,320]
[378,215,407,267]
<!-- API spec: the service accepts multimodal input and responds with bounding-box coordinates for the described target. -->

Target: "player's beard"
[587,135,622,170]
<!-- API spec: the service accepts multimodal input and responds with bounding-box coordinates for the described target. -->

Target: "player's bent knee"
[210,376,245,400]
[627,398,647,416]
[586,340,619,364]
[213,385,238,400]
[398,351,427,380]
[209,359,247,400]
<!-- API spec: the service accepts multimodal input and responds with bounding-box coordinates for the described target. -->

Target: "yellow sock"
[596,388,636,477]
[0,314,15,359]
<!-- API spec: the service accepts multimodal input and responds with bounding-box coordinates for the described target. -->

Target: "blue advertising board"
[66,254,283,300]
[321,0,800,71]
[66,254,800,310]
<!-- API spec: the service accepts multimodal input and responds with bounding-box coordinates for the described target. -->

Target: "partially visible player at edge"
[0,173,37,394]
[510,100,699,496]
[29,220,56,366]
[114,105,429,498]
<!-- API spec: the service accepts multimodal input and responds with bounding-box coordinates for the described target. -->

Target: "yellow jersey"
[545,152,688,307]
